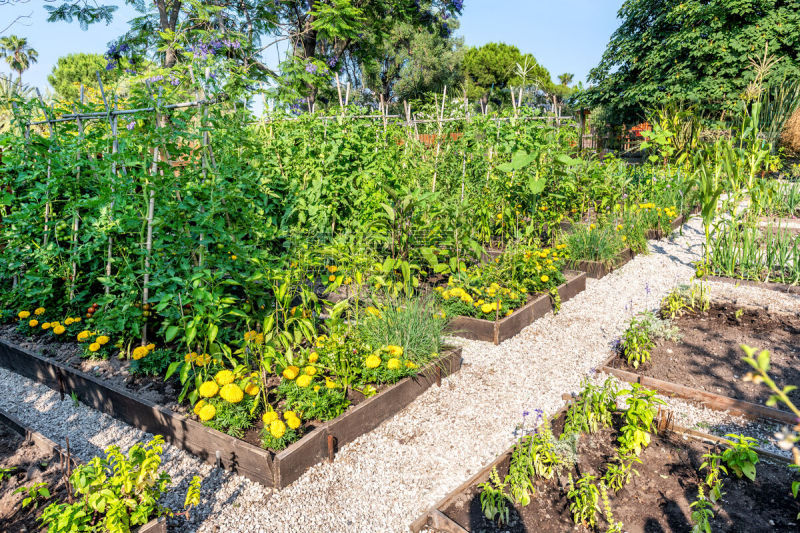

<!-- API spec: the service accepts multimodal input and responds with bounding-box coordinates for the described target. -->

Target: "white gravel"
[0,214,796,532]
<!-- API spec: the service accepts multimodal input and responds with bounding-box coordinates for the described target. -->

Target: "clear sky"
[0,0,624,94]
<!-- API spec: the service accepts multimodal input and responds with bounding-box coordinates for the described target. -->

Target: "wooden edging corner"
[0,407,168,533]
[446,271,586,345]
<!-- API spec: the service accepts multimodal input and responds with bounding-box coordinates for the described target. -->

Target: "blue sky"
[1,1,623,94]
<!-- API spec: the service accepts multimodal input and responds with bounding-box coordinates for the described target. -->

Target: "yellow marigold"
[195,353,210,366]
[304,366,316,376]
[220,383,244,404]
[365,354,381,369]
[198,381,219,398]
[96,335,109,345]
[541,275,549,283]
[296,374,312,388]
[64,317,74,325]
[387,358,401,370]
[244,330,257,342]
[132,346,149,360]
[480,303,495,314]
[193,400,207,416]
[34,307,45,316]
[365,306,381,317]
[244,383,260,396]
[287,416,301,430]
[77,330,90,341]
[282,366,299,380]
[385,345,403,357]
[262,411,278,425]
[18,311,30,319]
[328,275,336,282]
[270,419,286,439]
[308,352,319,363]
[146,343,155,351]
[215,370,235,386]
[88,342,101,353]
[53,325,66,335]
[41,322,51,330]
[327,265,338,273]
[198,403,216,422]
[325,378,339,389]
[73,317,81,323]
[621,235,627,242]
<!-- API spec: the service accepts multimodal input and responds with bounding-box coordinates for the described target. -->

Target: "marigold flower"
[198,381,219,398]
[132,346,149,360]
[365,306,381,318]
[77,330,90,341]
[387,358,401,370]
[146,343,155,351]
[53,325,66,335]
[64,317,74,325]
[480,303,495,314]
[541,275,549,283]
[96,335,110,345]
[327,265,338,273]
[304,366,317,376]
[193,400,207,416]
[270,419,286,439]
[195,353,210,366]
[88,342,101,353]
[308,352,319,363]
[262,411,279,425]
[34,307,45,316]
[405,361,417,369]
[198,403,216,421]
[282,366,299,380]
[41,322,51,330]
[325,377,339,389]
[215,370,235,386]
[244,383,260,396]
[220,383,244,404]
[286,416,301,430]
[296,374,312,388]
[328,275,336,282]
[365,354,381,369]
[385,345,403,357]
[74,317,81,323]
[18,311,30,319]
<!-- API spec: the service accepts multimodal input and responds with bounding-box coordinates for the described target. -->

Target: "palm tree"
[0,73,33,132]
[0,35,39,86]
[558,73,574,87]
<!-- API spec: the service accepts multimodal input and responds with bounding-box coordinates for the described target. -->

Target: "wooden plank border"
[0,407,168,533]
[0,339,461,488]
[445,271,586,344]
[600,354,797,425]
[706,275,800,295]
[570,248,635,279]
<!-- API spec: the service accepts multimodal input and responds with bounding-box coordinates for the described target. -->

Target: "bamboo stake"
[96,74,118,295]
[431,85,446,193]
[141,86,162,346]
[69,86,85,301]
[35,90,54,247]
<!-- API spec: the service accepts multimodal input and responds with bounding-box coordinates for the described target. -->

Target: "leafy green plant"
[563,377,618,437]
[39,436,172,533]
[599,481,624,533]
[618,383,664,456]
[721,434,759,481]
[479,467,511,526]
[661,282,710,319]
[567,473,600,529]
[14,481,50,509]
[507,421,563,505]
[689,485,715,533]
[621,315,655,368]
[700,450,727,503]
[603,449,642,492]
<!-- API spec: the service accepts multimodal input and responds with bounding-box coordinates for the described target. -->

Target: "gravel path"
[0,215,797,532]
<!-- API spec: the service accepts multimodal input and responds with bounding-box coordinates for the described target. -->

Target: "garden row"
[413,278,800,532]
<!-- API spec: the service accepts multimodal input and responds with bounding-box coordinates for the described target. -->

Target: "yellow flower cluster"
[184,352,211,366]
[17,311,30,319]
[132,344,155,360]
[34,307,45,316]
[77,330,91,342]
[243,330,265,344]
[64,317,81,326]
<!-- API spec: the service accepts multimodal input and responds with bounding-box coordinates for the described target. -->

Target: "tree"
[0,35,38,85]
[558,73,574,87]
[582,0,800,125]
[463,42,552,108]
[48,53,118,101]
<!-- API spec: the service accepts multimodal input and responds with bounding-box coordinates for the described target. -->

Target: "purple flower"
[126,121,135,130]
[327,57,337,68]
[105,60,117,71]
[522,410,530,418]
[305,62,318,74]
[452,0,464,10]
[147,74,164,83]
[645,282,651,295]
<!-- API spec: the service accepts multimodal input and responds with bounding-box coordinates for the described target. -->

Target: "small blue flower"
[305,62,318,74]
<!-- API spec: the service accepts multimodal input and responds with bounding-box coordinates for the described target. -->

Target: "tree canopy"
[582,0,800,124]
[48,53,120,101]
[463,42,553,106]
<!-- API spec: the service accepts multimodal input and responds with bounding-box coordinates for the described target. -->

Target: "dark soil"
[609,304,800,411]
[442,424,800,532]
[0,420,70,532]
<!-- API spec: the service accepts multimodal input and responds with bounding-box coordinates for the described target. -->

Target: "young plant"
[479,467,511,526]
[661,282,710,319]
[689,485,715,533]
[14,481,50,509]
[700,450,727,503]
[722,434,760,481]
[507,420,563,505]
[621,315,655,368]
[567,473,600,529]
[599,481,624,533]
[563,377,618,437]
[618,384,664,456]
[603,449,642,492]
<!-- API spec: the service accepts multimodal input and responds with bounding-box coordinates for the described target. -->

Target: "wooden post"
[431,85,446,193]
[35,90,54,247]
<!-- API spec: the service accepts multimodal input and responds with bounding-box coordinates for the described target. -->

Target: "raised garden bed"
[446,271,585,344]
[759,217,800,235]
[411,411,799,533]
[0,339,462,488]
[707,275,800,294]
[604,303,800,425]
[570,248,635,279]
[0,408,167,532]
[645,212,691,240]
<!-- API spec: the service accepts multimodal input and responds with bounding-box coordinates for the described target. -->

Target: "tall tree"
[558,73,574,87]
[48,53,120,101]
[582,0,800,124]
[463,42,552,108]
[0,35,38,85]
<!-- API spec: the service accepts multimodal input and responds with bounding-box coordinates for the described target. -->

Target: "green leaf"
[165,326,180,342]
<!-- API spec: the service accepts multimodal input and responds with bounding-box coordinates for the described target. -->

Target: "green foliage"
[463,42,553,105]
[690,485,715,533]
[204,394,258,439]
[563,223,625,266]
[479,467,511,526]
[0,35,38,83]
[563,377,618,437]
[721,434,759,481]
[183,475,202,513]
[583,0,800,124]
[507,421,563,505]
[14,481,50,509]
[39,436,172,533]
[661,282,710,319]
[699,450,727,503]
[621,310,679,368]
[618,383,664,456]
[567,473,600,529]
[354,296,443,362]
[48,53,118,101]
